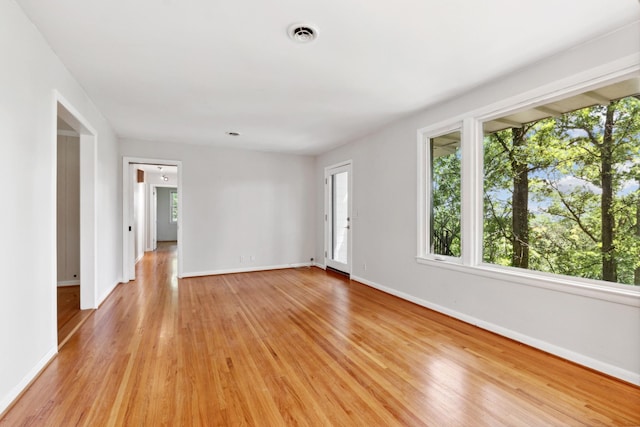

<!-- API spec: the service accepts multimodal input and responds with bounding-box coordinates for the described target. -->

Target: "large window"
[418,75,640,292]
[483,79,640,286]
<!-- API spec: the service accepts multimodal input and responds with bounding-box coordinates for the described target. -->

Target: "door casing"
[324,161,353,274]
[122,157,183,282]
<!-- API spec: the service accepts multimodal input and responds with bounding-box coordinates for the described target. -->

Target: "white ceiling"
[17,0,640,155]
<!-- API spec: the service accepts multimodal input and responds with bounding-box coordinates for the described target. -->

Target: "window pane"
[332,171,349,264]
[170,191,178,223]
[483,78,640,286]
[430,131,461,257]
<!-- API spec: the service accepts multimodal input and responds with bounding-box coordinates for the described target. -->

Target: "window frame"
[416,59,640,307]
[417,121,465,264]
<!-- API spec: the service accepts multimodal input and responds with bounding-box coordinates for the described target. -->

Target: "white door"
[325,162,351,274]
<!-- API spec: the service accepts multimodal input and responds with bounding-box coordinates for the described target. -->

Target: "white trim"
[313,262,326,270]
[0,347,57,415]
[416,121,463,260]
[324,160,353,170]
[54,91,98,316]
[182,263,313,278]
[416,130,426,257]
[57,280,80,287]
[461,117,481,266]
[351,274,640,386]
[78,132,97,310]
[54,92,98,136]
[415,256,639,308]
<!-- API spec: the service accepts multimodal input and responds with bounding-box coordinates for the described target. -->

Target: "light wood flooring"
[56,285,93,348]
[3,242,639,425]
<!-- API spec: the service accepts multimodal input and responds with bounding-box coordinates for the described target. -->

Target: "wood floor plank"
[2,242,639,426]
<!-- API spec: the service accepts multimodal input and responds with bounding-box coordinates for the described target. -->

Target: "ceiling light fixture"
[288,23,319,43]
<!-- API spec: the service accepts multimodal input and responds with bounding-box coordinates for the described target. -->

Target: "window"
[418,126,462,260]
[170,191,178,223]
[418,75,640,295]
[430,131,462,257]
[482,78,640,286]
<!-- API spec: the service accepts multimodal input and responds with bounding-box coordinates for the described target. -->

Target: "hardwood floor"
[3,243,639,426]
[56,285,80,329]
[57,286,94,348]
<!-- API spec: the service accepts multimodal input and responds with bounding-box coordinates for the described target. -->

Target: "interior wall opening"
[122,158,182,283]
[55,97,98,347]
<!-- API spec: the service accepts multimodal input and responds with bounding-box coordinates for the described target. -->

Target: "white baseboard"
[0,346,57,415]
[182,262,313,278]
[350,274,640,386]
[313,262,326,270]
[57,280,80,287]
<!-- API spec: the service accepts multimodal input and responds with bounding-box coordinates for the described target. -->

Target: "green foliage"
[482,95,640,286]
[432,148,461,256]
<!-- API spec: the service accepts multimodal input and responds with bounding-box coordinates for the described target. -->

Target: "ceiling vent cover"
[288,24,318,43]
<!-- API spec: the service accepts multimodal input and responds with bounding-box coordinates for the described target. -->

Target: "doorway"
[153,185,178,248]
[55,93,98,346]
[122,158,182,282]
[325,161,352,275]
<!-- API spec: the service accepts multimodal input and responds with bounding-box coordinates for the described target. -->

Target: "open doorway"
[55,94,98,347]
[122,158,182,283]
[153,184,178,247]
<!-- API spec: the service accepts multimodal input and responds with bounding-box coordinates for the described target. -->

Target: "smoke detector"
[288,23,319,43]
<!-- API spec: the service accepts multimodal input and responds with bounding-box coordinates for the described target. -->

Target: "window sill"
[415,256,640,307]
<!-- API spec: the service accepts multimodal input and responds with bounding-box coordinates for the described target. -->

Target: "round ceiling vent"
[288,23,319,43]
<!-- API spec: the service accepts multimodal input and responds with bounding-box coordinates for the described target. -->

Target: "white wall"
[156,187,177,241]
[56,133,80,285]
[120,139,316,275]
[0,0,120,414]
[316,22,640,384]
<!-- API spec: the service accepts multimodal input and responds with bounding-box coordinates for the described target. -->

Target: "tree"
[555,97,640,283]
[484,120,557,269]
[432,147,461,256]
[482,93,640,286]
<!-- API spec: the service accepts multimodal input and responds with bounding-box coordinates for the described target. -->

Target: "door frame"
[324,160,353,274]
[54,92,98,313]
[122,157,183,281]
